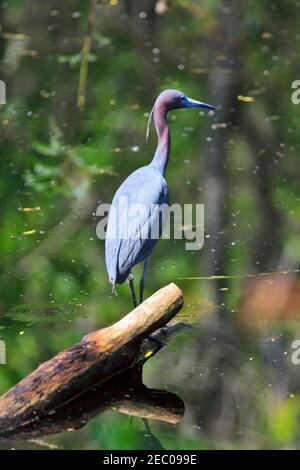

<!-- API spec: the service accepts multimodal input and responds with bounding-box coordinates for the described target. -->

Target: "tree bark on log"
[0,283,184,432]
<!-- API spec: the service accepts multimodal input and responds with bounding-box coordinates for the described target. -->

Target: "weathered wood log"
[0,367,184,441]
[0,283,183,432]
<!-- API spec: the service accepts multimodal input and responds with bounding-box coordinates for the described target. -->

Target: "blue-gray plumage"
[105,89,216,307]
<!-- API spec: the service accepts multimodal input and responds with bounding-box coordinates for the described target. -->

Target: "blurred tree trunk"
[242,110,283,271]
[192,0,288,439]
[202,0,244,306]
[0,2,6,65]
[202,0,283,293]
[124,0,161,97]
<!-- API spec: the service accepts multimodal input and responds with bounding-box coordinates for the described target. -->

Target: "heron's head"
[154,89,216,112]
[146,89,216,140]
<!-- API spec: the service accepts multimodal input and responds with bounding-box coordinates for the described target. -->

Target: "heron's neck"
[150,106,170,176]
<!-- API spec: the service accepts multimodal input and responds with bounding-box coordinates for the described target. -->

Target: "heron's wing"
[105,167,169,283]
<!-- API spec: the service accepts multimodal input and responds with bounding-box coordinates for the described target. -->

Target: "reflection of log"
[0,367,184,441]
[0,283,184,432]
[112,389,182,424]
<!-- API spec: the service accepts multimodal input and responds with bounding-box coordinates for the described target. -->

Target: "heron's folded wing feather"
[105,169,168,281]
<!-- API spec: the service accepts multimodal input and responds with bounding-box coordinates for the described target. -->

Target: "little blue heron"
[105,89,215,307]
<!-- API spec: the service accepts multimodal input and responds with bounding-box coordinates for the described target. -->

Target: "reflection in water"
[6,302,87,323]
[0,367,184,443]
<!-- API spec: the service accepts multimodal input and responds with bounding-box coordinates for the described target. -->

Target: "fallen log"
[0,366,184,441]
[0,283,184,432]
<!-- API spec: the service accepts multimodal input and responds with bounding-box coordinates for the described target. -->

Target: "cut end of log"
[110,282,184,343]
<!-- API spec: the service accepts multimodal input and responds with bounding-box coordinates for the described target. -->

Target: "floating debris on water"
[179,268,300,281]
[211,123,228,130]
[129,104,140,110]
[237,95,254,103]
[21,229,36,236]
[261,32,273,39]
[20,207,41,212]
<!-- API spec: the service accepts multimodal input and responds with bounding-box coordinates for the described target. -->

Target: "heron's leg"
[139,257,150,304]
[128,273,137,308]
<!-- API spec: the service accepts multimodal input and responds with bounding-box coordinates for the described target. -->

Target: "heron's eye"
[180,96,185,102]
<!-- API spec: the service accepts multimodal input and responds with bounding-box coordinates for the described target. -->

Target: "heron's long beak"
[186,97,216,110]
